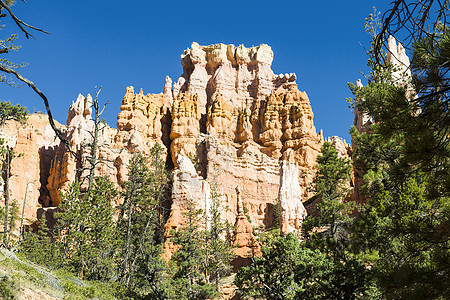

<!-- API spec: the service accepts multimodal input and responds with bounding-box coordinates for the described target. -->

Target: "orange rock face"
[231,186,261,270]
[170,93,201,166]
[0,114,62,228]
[1,43,327,261]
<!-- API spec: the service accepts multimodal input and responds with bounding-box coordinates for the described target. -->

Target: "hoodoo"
[1,43,331,259]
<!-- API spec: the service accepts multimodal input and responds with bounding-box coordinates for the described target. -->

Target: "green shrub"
[0,276,18,300]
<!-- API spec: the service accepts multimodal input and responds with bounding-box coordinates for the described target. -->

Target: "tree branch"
[0,64,75,153]
[0,0,49,39]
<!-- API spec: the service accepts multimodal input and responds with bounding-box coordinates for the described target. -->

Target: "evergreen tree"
[303,141,354,258]
[235,233,376,300]
[170,198,218,300]
[349,12,450,299]
[0,101,27,248]
[302,142,375,300]
[235,233,306,300]
[1,141,21,248]
[203,173,234,288]
[169,165,234,299]
[56,177,118,280]
[20,213,62,269]
[0,101,27,125]
[115,146,171,299]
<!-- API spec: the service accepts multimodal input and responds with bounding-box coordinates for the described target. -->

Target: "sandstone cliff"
[0,115,62,224]
[2,43,327,260]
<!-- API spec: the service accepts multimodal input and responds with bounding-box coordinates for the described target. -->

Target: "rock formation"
[386,36,412,89]
[0,115,62,226]
[170,93,201,165]
[47,94,120,206]
[162,153,211,260]
[327,136,351,158]
[231,186,261,270]
[2,42,329,260]
[279,161,307,234]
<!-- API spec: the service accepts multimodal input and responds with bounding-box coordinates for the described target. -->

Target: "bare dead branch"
[0,64,79,156]
[98,100,109,116]
[375,0,449,64]
[0,0,49,39]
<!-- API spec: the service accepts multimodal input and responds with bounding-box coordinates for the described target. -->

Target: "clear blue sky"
[0,1,392,142]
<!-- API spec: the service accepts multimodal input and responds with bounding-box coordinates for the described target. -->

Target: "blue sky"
[0,1,392,142]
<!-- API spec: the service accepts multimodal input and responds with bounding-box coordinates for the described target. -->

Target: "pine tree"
[234,233,377,300]
[348,12,450,299]
[115,146,171,299]
[56,177,118,280]
[303,142,353,257]
[0,101,27,248]
[300,142,375,299]
[1,142,21,248]
[170,198,217,300]
[203,173,234,288]
[20,213,62,269]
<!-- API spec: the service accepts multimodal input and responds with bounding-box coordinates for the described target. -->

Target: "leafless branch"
[0,1,81,161]
[0,64,71,147]
[375,0,449,64]
[0,0,49,39]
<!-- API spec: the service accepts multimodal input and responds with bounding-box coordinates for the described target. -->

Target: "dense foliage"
[348,13,450,300]
[236,143,376,300]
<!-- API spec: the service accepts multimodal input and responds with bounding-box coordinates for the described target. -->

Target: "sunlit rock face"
[47,94,120,206]
[231,186,261,271]
[3,43,332,260]
[177,43,276,110]
[279,161,307,235]
[0,115,62,225]
[170,93,201,166]
[160,43,323,258]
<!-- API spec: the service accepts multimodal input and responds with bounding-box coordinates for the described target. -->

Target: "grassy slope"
[0,248,116,300]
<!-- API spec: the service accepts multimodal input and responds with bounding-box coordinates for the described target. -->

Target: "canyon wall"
[0,115,62,224]
[2,43,329,259]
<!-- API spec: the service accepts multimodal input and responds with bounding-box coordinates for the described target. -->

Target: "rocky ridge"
[1,43,333,260]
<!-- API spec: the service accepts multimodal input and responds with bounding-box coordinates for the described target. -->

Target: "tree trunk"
[3,147,10,247]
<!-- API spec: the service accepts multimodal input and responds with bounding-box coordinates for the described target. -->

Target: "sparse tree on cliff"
[169,166,234,299]
[0,101,27,125]
[76,87,110,192]
[1,142,15,247]
[203,172,234,288]
[170,198,217,299]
